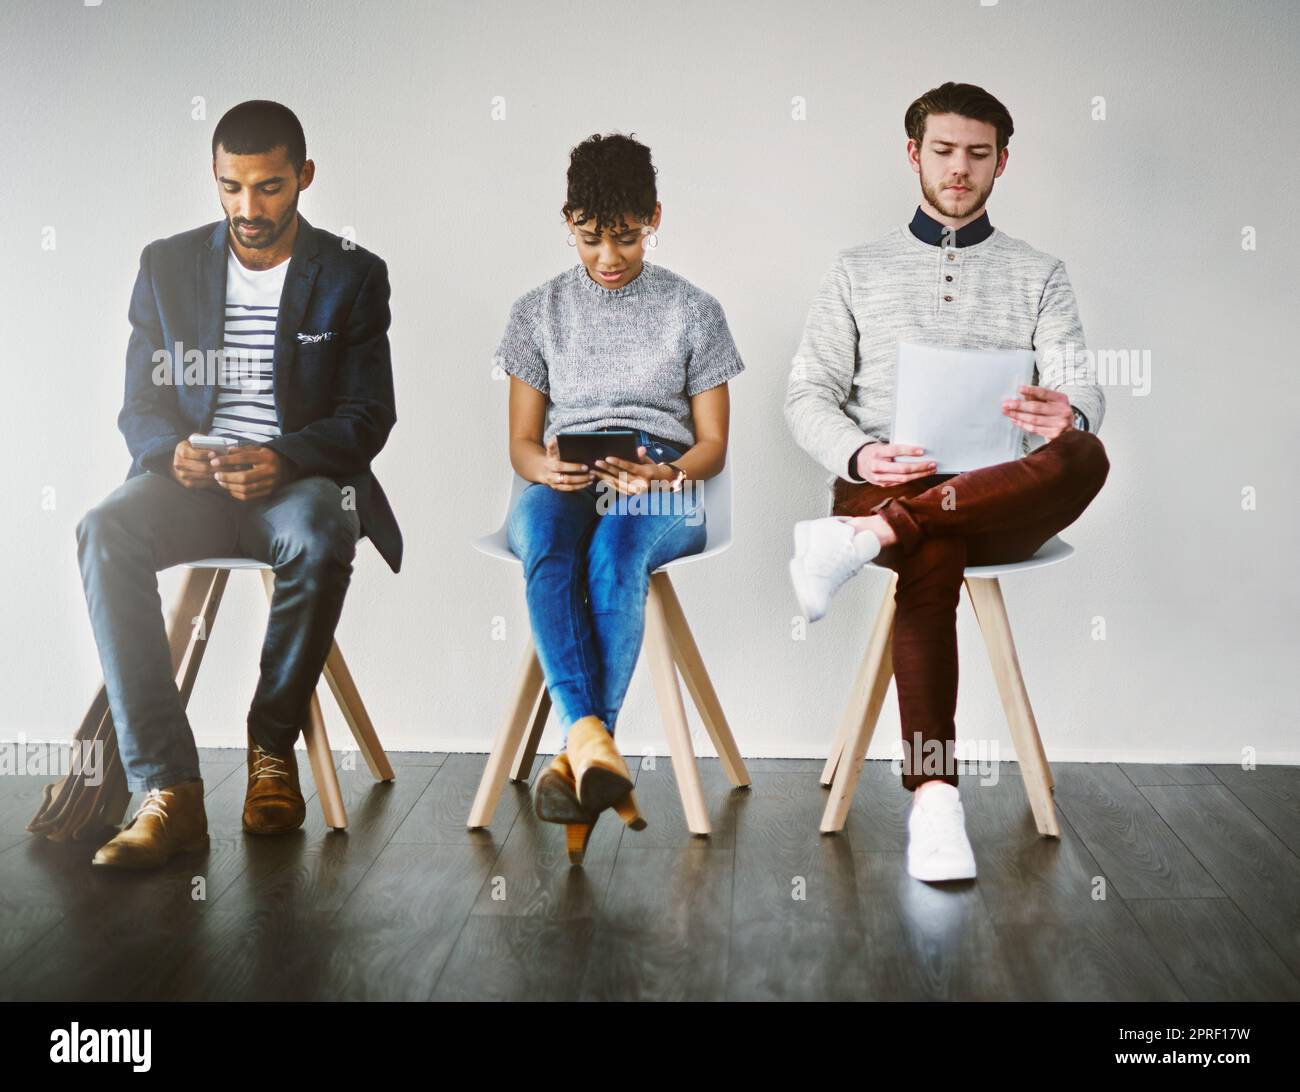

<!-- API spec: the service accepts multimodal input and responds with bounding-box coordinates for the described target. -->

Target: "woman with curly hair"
[496,132,745,864]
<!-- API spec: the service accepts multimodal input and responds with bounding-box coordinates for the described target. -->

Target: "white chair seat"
[866,533,1074,580]
[181,557,271,571]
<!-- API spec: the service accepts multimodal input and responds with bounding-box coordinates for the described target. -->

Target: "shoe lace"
[251,745,289,781]
[130,787,173,827]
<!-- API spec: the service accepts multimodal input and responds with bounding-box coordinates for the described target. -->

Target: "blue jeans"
[506,429,707,738]
[76,471,361,791]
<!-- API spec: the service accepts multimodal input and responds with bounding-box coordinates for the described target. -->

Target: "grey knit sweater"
[496,261,746,448]
[785,223,1106,506]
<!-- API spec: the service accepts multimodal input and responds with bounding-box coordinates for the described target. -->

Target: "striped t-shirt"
[210,248,287,443]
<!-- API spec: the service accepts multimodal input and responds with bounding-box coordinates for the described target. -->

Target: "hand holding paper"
[853,443,937,486]
[1001,384,1074,441]
[890,341,1037,473]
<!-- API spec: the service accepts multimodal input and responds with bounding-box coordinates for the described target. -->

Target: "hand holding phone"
[187,432,239,452]
[170,436,224,491]
[209,444,284,502]
[189,432,255,470]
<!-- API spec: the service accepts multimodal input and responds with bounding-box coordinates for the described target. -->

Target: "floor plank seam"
[1210,771,1300,860]
[321,764,439,929]
[423,761,518,1001]
[1134,784,1300,984]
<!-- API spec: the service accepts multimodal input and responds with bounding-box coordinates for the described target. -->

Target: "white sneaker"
[789,517,880,622]
[906,782,977,882]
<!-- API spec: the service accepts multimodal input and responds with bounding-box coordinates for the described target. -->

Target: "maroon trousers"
[831,427,1111,790]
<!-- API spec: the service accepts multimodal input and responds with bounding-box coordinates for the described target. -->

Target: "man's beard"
[920,171,989,220]
[230,195,297,249]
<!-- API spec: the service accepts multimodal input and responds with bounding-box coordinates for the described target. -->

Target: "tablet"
[556,429,643,468]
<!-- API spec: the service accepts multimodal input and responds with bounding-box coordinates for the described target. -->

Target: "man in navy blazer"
[77,101,400,868]
[119,214,403,571]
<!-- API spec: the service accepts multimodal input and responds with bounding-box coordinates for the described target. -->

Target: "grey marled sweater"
[496,261,745,448]
[785,223,1106,506]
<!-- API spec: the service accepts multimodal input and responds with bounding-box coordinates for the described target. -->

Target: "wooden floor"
[0,751,1296,1001]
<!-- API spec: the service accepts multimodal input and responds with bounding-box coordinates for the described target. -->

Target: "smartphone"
[188,433,238,451]
[556,429,642,469]
[188,433,253,472]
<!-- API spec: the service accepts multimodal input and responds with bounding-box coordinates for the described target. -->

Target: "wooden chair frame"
[819,571,1060,838]
[468,570,750,836]
[165,563,395,831]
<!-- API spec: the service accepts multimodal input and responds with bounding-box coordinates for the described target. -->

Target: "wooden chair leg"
[260,569,348,830]
[964,577,1060,838]
[652,572,750,789]
[304,690,348,830]
[644,578,711,835]
[510,686,550,783]
[468,637,546,829]
[72,685,111,755]
[175,568,228,708]
[323,640,396,782]
[821,574,897,833]
[819,711,851,789]
[820,577,898,786]
[54,570,216,834]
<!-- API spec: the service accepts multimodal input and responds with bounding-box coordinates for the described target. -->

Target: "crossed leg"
[832,429,1111,789]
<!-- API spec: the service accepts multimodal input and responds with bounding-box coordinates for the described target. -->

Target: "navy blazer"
[117,214,402,572]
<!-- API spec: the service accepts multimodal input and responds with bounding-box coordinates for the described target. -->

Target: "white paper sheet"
[889,341,1036,473]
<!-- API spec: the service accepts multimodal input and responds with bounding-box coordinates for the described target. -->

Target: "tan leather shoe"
[534,752,591,824]
[242,738,306,835]
[536,752,647,830]
[91,779,208,869]
[566,717,645,828]
[564,820,597,866]
[611,789,647,832]
[534,752,597,865]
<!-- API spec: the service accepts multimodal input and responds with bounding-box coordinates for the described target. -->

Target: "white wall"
[3,0,1296,765]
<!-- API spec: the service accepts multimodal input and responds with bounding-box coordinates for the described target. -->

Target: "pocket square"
[296,331,337,344]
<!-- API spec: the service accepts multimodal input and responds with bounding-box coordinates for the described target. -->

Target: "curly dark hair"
[561,132,658,234]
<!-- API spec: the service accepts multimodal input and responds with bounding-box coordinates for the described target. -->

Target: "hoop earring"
[645,232,658,250]
[566,232,577,247]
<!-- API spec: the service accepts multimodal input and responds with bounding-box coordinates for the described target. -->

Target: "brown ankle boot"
[611,789,648,832]
[535,749,647,840]
[534,752,597,865]
[91,779,208,869]
[242,738,306,835]
[534,752,591,824]
[566,717,643,825]
[564,820,597,866]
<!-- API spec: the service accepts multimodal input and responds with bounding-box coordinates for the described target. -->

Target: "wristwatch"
[1070,406,1090,433]
[665,463,688,492]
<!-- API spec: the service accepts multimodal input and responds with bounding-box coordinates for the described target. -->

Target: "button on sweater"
[496,261,746,449]
[784,211,1106,503]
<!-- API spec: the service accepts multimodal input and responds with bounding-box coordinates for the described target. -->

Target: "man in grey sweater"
[785,83,1110,883]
